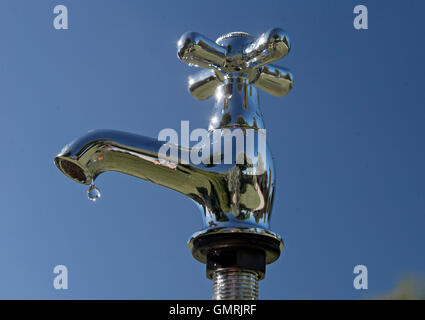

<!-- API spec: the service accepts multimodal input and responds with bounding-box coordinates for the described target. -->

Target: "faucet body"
[55,29,293,299]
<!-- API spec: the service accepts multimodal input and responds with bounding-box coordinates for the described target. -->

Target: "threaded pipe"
[212,268,259,300]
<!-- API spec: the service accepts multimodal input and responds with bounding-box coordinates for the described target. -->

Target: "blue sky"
[0,0,424,299]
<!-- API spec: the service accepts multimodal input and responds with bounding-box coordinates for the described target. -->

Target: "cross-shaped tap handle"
[177,28,294,100]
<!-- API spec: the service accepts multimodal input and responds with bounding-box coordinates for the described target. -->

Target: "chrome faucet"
[54,28,293,300]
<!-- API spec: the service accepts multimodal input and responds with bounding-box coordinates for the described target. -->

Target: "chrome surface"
[177,28,293,101]
[55,127,277,233]
[212,268,259,300]
[54,29,294,299]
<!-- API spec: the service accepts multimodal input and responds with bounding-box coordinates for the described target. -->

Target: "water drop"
[87,184,101,202]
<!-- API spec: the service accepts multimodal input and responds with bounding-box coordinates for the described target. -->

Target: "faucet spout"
[55,130,193,193]
[55,129,278,234]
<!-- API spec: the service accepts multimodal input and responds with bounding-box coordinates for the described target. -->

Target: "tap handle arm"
[177,32,227,72]
[188,69,223,101]
[244,28,291,69]
[251,65,294,97]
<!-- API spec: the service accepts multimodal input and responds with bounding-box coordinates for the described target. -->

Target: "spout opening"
[54,157,88,184]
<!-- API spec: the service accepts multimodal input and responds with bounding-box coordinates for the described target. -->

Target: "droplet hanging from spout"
[87,183,101,202]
